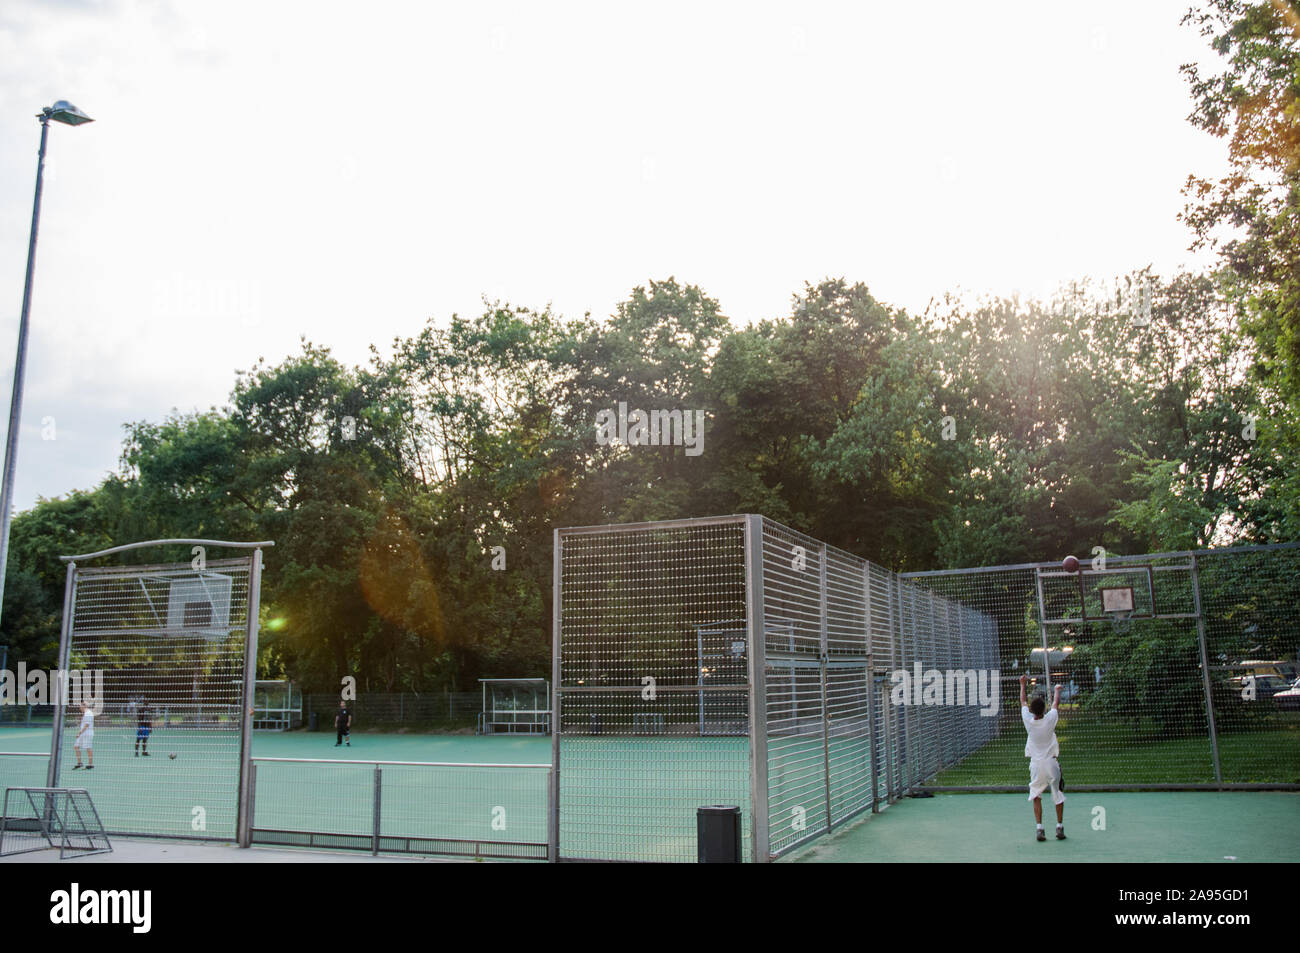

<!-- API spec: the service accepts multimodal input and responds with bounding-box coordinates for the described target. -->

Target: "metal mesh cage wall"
[901,543,1300,791]
[553,515,1004,862]
[758,519,1000,858]
[553,517,753,862]
[53,555,258,839]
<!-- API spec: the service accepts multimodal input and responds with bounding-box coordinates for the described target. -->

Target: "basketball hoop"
[1108,608,1134,634]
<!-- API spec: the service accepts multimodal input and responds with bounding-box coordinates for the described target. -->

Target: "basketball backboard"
[1037,560,1197,624]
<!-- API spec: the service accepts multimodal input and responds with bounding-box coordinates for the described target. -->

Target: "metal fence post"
[372,764,382,856]
[1189,555,1223,786]
[46,561,76,789]
[247,763,258,844]
[236,547,263,849]
[818,543,831,833]
[744,515,770,862]
[893,576,907,789]
[864,564,879,812]
[548,528,562,863]
[1032,567,1054,695]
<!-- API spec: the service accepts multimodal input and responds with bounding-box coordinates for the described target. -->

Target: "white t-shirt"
[1021,705,1058,760]
[79,710,94,735]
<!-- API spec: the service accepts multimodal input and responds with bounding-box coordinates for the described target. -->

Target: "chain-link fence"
[905,543,1300,790]
[303,692,482,731]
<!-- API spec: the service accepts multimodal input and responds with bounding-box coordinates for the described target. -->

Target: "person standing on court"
[134,699,153,756]
[1020,674,1065,841]
[335,700,352,747]
[71,700,95,770]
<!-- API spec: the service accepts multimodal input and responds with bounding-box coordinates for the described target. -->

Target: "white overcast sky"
[0,0,1226,510]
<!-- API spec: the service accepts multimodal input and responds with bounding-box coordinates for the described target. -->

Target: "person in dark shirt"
[335,701,351,747]
[135,700,153,757]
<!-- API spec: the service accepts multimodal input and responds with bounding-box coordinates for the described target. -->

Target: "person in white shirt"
[1019,674,1063,841]
[71,701,95,770]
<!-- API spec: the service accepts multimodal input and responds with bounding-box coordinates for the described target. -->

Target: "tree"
[1181,0,1300,538]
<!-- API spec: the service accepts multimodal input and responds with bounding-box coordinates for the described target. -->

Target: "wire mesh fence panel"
[824,549,872,825]
[903,544,1300,791]
[551,515,1002,861]
[867,564,896,800]
[555,518,751,862]
[902,566,1046,788]
[249,758,550,859]
[760,520,829,854]
[55,553,259,839]
[0,704,55,725]
[305,692,483,729]
[1197,546,1300,784]
[252,759,375,842]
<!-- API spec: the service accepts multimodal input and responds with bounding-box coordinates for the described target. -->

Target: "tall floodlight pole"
[0,101,93,630]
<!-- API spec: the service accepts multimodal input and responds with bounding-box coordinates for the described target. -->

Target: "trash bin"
[309,712,319,731]
[697,805,741,862]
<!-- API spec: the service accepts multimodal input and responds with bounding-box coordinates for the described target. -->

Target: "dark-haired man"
[1019,674,1064,841]
[135,699,153,756]
[335,700,351,747]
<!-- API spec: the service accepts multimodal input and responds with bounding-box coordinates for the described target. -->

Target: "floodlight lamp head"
[44,100,94,126]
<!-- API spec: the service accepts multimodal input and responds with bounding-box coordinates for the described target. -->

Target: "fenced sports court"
[2,521,1295,863]
[550,517,1298,862]
[2,732,554,860]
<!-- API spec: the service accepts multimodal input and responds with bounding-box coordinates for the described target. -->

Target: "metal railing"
[248,756,552,860]
[0,752,51,792]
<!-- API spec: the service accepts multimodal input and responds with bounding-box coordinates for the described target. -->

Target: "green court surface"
[4,727,1296,862]
[787,792,1300,863]
[0,727,552,848]
[0,726,551,762]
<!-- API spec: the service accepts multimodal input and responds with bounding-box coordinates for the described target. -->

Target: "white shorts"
[1028,756,1065,805]
[73,731,93,749]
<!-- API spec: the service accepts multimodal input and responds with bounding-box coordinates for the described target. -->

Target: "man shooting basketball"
[1019,674,1065,841]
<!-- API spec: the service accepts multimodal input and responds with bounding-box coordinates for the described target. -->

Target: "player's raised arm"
[1019,674,1028,707]
[1051,684,1062,711]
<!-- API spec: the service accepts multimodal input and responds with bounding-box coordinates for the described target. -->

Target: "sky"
[0,0,1228,511]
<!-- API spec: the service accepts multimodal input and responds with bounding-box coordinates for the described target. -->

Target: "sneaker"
[345,742,350,746]
[143,752,150,757]
[334,743,341,747]
[1056,827,1066,840]
[1036,828,1046,842]
[72,764,83,770]
[86,765,94,770]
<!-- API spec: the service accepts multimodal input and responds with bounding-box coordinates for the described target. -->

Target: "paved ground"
[786,792,1300,862]
[0,837,457,863]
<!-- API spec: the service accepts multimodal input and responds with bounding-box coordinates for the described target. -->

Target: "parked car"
[1273,678,1300,711]
[1227,674,1292,701]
